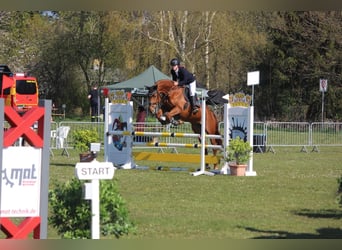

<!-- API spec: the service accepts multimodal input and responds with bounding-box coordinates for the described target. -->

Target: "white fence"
[49,121,342,153]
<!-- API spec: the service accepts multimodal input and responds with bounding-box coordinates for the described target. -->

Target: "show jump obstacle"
[104,90,256,176]
[0,99,52,239]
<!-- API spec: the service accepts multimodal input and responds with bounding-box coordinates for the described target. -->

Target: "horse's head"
[146,85,160,115]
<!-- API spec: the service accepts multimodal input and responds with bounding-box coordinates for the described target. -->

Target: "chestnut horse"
[146,79,222,168]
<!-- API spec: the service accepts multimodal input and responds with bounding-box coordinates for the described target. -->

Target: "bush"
[337,176,342,207]
[49,177,136,239]
[225,136,252,165]
[72,129,99,152]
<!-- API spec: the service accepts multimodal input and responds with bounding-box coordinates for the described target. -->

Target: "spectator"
[88,85,99,122]
[136,105,146,142]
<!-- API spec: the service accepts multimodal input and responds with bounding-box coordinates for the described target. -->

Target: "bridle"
[148,89,162,115]
[148,83,178,115]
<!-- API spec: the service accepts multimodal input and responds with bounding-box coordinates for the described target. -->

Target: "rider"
[170,58,199,114]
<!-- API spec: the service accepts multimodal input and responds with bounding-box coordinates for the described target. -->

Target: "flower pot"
[229,163,247,176]
[79,152,95,162]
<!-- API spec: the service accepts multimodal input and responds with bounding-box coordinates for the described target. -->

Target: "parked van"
[0,64,39,114]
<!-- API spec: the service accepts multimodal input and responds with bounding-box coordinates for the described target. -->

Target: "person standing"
[88,85,99,122]
[170,58,199,114]
[135,105,147,142]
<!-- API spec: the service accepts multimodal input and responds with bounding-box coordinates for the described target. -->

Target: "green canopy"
[105,65,170,91]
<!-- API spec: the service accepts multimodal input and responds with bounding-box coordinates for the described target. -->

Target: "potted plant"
[225,136,252,176]
[72,129,99,162]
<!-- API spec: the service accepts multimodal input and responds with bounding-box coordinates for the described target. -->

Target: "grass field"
[48,146,342,239]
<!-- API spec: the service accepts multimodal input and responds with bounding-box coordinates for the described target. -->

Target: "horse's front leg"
[164,108,182,126]
[155,109,170,125]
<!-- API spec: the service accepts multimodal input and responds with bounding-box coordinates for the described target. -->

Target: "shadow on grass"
[292,208,342,219]
[242,208,342,238]
[243,226,342,239]
[52,163,75,168]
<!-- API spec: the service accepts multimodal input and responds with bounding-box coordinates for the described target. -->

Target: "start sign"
[75,160,116,180]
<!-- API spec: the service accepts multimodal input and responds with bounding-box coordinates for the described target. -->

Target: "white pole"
[104,98,109,162]
[191,90,214,176]
[91,177,100,239]
[220,102,231,175]
[223,102,230,153]
[200,92,206,172]
[245,106,257,176]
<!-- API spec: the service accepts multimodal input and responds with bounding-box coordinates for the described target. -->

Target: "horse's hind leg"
[209,138,220,170]
[198,136,211,170]
[205,147,211,170]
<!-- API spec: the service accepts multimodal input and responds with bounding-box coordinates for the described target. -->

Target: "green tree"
[261,11,342,121]
[210,11,268,93]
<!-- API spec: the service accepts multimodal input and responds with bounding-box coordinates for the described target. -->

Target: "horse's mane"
[156,79,176,94]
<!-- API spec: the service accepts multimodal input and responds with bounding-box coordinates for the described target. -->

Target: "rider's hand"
[173,81,178,86]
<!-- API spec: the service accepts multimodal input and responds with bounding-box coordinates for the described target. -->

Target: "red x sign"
[0,217,40,239]
[4,106,45,147]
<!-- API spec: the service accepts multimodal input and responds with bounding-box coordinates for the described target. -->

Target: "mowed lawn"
[48,146,342,239]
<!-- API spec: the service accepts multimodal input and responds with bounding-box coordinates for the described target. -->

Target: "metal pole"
[39,99,52,238]
[322,91,324,123]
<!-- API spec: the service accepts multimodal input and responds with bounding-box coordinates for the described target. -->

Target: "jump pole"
[104,91,223,174]
[191,90,214,176]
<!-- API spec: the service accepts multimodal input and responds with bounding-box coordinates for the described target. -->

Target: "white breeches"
[189,80,196,96]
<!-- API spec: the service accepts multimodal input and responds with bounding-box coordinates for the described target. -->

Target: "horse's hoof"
[172,120,180,126]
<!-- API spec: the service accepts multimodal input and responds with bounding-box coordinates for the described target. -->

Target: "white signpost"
[75,159,116,239]
[75,161,116,180]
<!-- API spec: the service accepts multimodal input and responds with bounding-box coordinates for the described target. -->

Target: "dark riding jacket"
[171,67,196,87]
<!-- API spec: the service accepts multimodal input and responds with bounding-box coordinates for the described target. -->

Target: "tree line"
[0,11,341,122]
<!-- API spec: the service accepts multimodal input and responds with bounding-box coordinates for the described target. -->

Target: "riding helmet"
[170,58,180,66]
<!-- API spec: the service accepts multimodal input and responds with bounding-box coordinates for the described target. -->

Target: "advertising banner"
[1,147,42,217]
[106,99,133,169]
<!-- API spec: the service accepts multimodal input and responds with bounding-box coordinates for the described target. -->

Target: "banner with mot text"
[0,147,42,217]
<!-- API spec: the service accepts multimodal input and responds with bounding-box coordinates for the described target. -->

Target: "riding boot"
[190,96,199,114]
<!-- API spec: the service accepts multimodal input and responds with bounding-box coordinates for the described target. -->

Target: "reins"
[148,82,182,115]
[148,89,162,115]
